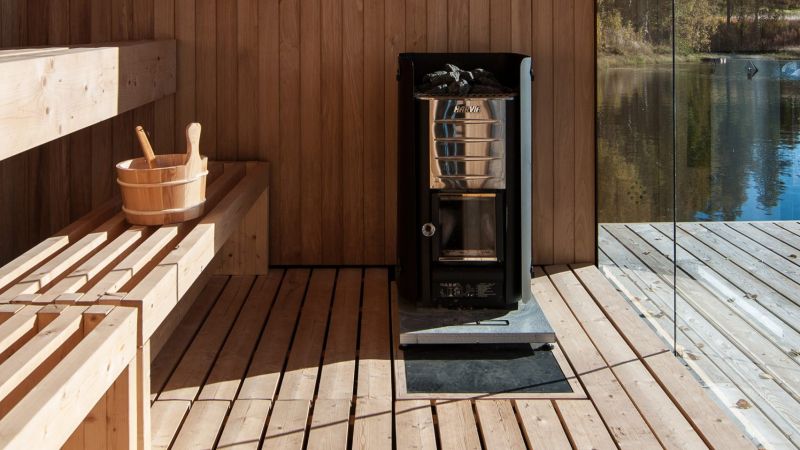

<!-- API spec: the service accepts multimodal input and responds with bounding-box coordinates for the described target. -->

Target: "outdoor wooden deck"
[599,221,800,449]
[149,266,752,449]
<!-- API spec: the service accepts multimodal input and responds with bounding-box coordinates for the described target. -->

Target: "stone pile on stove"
[416,64,513,96]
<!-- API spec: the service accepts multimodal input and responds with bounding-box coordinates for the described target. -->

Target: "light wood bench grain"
[0,161,269,450]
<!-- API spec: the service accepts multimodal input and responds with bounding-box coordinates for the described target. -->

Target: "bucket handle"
[185,123,203,176]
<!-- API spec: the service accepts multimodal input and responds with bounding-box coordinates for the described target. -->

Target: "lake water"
[598,59,800,222]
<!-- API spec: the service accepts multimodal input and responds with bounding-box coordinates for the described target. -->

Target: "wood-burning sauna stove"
[396,53,555,344]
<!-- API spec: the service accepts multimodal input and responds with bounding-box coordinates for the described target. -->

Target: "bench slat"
[0,306,86,416]
[0,306,40,362]
[83,227,180,302]
[31,227,149,304]
[0,200,119,296]
[64,163,245,305]
[0,214,127,301]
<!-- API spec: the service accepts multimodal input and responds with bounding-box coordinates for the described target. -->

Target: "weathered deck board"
[153,266,755,449]
[597,245,799,449]
[606,225,800,449]
[600,222,800,449]
[609,223,800,391]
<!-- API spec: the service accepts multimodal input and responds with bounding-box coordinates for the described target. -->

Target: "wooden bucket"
[116,125,208,226]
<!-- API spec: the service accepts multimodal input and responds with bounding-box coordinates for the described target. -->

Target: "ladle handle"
[135,126,157,169]
[185,123,202,176]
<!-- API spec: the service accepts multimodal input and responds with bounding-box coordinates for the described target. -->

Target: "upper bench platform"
[0,40,176,163]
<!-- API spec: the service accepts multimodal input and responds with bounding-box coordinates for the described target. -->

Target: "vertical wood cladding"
[0,0,595,267]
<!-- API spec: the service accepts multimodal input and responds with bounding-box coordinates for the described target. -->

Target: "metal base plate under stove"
[397,293,555,345]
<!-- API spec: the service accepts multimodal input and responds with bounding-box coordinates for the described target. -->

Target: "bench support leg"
[218,163,269,275]
[107,358,138,449]
[138,342,152,450]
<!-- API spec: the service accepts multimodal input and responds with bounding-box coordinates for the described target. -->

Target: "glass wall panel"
[596,0,677,347]
[674,1,799,447]
[599,0,800,443]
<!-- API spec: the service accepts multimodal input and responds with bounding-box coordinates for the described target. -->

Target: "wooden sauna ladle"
[135,126,158,169]
[184,123,203,177]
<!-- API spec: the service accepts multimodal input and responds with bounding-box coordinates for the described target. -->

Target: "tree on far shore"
[598,0,800,56]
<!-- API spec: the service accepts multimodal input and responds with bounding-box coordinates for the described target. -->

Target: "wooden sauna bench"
[0,161,269,449]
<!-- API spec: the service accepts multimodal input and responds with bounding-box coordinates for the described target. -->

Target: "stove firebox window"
[437,193,498,261]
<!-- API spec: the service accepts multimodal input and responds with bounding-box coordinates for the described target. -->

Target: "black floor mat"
[403,344,572,394]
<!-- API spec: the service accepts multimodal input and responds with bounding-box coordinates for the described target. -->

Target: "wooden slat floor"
[150,266,754,449]
[599,221,800,449]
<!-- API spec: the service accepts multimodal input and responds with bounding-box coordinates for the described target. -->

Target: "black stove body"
[397,53,533,309]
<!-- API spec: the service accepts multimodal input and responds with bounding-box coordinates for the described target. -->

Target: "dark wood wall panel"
[0,0,596,267]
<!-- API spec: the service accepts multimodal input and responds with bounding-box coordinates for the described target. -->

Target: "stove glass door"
[436,193,499,262]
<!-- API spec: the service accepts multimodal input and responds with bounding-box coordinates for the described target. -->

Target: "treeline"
[598,0,800,55]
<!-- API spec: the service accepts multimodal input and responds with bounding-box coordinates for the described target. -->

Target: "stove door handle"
[421,223,436,238]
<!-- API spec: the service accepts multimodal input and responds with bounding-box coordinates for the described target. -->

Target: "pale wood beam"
[0,40,176,162]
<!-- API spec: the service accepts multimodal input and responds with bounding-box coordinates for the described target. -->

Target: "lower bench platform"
[0,161,268,450]
[0,304,138,448]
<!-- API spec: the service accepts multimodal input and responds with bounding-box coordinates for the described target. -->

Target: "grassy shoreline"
[599,49,800,69]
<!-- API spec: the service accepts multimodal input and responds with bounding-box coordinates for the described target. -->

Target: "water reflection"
[598,59,800,222]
